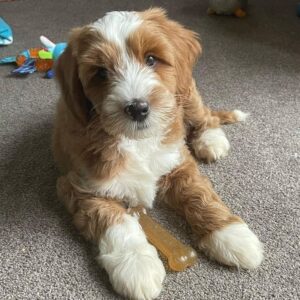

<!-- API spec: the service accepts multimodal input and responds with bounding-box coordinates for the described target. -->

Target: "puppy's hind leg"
[183,81,248,162]
[57,174,165,300]
[191,109,249,162]
[211,110,249,125]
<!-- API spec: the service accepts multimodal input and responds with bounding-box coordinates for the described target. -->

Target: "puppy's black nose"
[124,99,149,122]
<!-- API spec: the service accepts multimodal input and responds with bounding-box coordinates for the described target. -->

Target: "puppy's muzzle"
[124,99,149,122]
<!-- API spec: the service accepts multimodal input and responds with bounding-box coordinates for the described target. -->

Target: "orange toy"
[16,48,43,66]
[129,206,198,272]
[35,58,54,72]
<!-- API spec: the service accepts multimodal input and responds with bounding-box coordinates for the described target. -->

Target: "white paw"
[199,223,264,269]
[98,215,165,300]
[233,110,249,122]
[192,128,230,162]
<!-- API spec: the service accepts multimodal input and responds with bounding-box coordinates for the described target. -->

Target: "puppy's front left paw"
[199,223,264,269]
[192,128,230,162]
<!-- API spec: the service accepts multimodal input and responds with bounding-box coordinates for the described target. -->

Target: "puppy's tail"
[211,109,249,125]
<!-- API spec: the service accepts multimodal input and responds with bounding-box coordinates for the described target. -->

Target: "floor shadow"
[1,121,62,221]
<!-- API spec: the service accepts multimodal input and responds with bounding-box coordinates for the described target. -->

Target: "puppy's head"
[56,8,201,139]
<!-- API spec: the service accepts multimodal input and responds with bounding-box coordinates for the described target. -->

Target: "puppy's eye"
[145,55,157,67]
[96,67,108,80]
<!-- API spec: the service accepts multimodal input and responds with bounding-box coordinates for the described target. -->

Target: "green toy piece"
[38,49,53,60]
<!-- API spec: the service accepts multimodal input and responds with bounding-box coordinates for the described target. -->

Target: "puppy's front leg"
[159,150,263,269]
[57,175,165,300]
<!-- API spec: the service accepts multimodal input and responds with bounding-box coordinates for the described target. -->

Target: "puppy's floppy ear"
[143,8,202,94]
[55,28,90,126]
[165,18,202,94]
[171,24,202,88]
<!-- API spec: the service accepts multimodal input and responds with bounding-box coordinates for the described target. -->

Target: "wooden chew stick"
[129,206,198,272]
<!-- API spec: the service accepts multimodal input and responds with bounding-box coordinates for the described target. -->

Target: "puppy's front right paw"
[100,243,165,300]
[98,215,165,299]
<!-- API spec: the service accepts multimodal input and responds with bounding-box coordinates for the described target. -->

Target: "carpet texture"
[0,1,299,299]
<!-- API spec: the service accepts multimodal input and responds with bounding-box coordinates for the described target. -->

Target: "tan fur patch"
[127,23,176,94]
[158,148,242,237]
[139,8,202,96]
[211,110,240,124]
[57,174,126,243]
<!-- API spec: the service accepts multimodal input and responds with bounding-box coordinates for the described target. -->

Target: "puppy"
[53,8,263,300]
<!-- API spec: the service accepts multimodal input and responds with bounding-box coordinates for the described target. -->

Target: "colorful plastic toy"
[129,206,198,272]
[0,36,67,77]
[208,0,248,17]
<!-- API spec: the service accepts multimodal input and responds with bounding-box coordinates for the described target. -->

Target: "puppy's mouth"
[136,121,149,130]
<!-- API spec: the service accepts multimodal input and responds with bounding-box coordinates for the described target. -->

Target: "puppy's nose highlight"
[124,99,149,122]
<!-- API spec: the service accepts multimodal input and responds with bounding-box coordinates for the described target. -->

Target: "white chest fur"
[91,136,183,208]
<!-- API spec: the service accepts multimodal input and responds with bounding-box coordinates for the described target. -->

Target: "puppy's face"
[56,8,201,139]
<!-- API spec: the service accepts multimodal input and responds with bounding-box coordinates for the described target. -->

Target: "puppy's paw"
[98,215,165,300]
[192,128,230,162]
[100,243,165,300]
[199,223,264,269]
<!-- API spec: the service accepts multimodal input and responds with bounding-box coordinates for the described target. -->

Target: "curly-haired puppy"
[53,8,263,300]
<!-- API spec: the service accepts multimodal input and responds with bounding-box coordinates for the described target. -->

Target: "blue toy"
[40,35,67,60]
[0,17,13,45]
[45,69,55,79]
